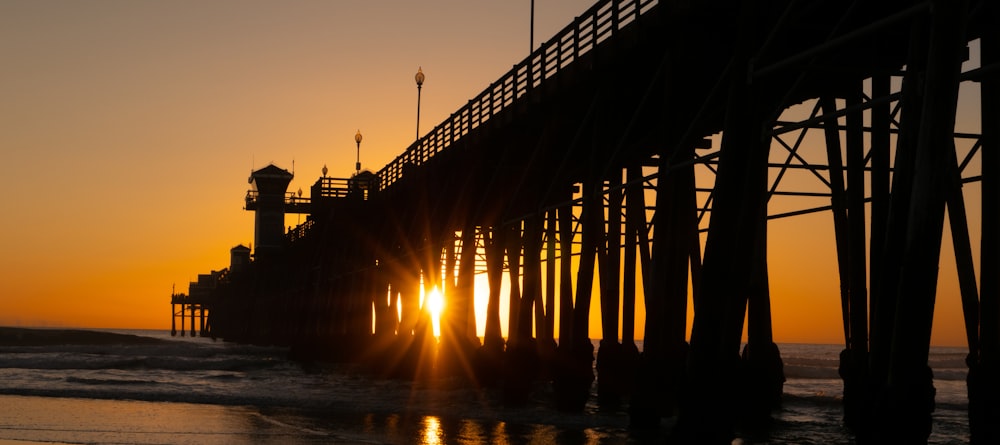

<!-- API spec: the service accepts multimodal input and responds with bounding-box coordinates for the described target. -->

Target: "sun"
[426,287,444,337]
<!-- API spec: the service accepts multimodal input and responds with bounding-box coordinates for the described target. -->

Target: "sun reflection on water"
[422,415,444,445]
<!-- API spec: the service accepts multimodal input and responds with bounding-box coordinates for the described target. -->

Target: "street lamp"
[355,129,363,174]
[530,0,535,53]
[296,187,303,225]
[415,67,425,141]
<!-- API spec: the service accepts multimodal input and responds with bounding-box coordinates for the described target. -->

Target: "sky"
[0,1,981,347]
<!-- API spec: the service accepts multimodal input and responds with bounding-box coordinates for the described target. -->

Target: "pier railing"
[287,219,315,243]
[245,177,354,213]
[311,177,353,200]
[375,0,659,190]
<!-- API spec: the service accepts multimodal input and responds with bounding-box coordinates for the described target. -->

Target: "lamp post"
[415,67,425,141]
[530,0,535,53]
[355,129,363,174]
[296,187,302,225]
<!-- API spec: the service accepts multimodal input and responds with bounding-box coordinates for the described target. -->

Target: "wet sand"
[0,395,323,445]
[0,441,74,445]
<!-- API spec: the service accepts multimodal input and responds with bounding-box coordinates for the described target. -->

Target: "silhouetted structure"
[245,164,294,261]
[173,0,997,443]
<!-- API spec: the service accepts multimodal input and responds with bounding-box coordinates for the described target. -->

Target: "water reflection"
[456,419,486,445]
[422,416,443,445]
[362,413,376,435]
[386,413,401,438]
[413,416,593,445]
[343,411,645,445]
[491,421,508,445]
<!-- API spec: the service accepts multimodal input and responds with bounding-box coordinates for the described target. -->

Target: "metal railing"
[287,219,315,243]
[312,177,353,199]
[245,177,355,210]
[375,0,659,190]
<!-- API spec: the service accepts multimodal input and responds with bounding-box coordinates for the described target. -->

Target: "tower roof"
[249,164,293,184]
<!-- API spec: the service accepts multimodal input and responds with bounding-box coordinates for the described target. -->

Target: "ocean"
[0,329,971,444]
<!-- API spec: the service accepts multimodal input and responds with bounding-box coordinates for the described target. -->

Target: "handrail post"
[528,54,534,93]
[612,0,620,34]
[574,18,580,59]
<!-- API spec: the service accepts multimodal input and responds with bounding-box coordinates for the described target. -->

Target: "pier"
[173,0,997,443]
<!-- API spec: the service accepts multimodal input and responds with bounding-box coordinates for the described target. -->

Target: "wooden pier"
[173,0,998,443]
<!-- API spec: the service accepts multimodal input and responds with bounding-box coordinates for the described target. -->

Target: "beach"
[0,328,972,444]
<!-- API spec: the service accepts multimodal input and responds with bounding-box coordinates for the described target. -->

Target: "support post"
[622,169,640,350]
[741,216,784,422]
[475,225,506,386]
[634,146,698,426]
[598,168,625,407]
[868,74,891,380]
[554,181,599,411]
[199,306,207,337]
[519,215,544,343]
[883,1,967,441]
[539,210,558,373]
[971,2,1000,441]
[443,224,479,377]
[505,216,541,405]
[506,222,523,345]
[679,23,769,439]
[825,87,871,432]
[619,166,641,391]
[558,203,575,344]
[870,21,929,431]
[846,87,868,357]
[484,227,505,348]
[373,262,394,338]
[457,225,477,343]
[572,181,601,344]
[189,304,196,337]
[445,232,458,311]
[501,219,523,400]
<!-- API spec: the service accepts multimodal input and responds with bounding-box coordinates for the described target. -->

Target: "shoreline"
[0,327,169,347]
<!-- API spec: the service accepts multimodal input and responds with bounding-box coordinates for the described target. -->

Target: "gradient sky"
[0,1,980,347]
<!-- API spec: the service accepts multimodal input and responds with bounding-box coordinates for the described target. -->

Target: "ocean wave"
[0,353,285,373]
[934,368,969,381]
[0,341,285,357]
[783,365,968,381]
[930,356,969,370]
[0,341,290,374]
[784,364,841,380]
[66,376,159,386]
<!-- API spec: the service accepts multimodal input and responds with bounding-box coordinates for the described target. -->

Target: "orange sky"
[0,1,982,347]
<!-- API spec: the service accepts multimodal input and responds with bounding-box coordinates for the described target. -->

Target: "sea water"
[0,330,971,444]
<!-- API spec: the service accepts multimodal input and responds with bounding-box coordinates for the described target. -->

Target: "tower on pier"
[246,164,293,260]
[230,244,251,274]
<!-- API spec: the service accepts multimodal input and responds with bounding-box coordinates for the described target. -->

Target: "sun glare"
[426,287,444,337]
